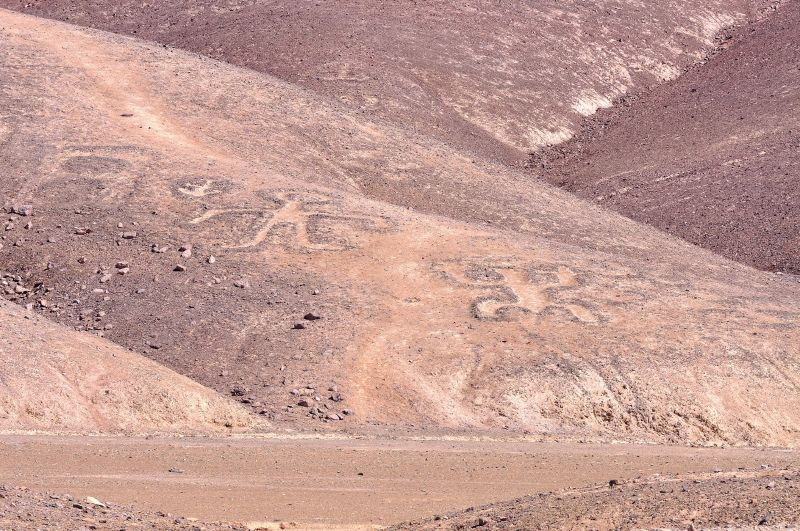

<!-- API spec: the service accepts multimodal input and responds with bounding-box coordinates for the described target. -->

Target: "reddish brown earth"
[0,0,780,163]
[2,435,799,529]
[399,467,800,530]
[0,3,798,530]
[0,484,243,530]
[533,0,800,274]
[0,298,255,434]
[2,8,799,445]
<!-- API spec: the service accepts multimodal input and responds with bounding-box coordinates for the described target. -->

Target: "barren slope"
[0,0,781,162]
[1,10,799,445]
[400,467,800,530]
[0,299,253,434]
[535,0,800,274]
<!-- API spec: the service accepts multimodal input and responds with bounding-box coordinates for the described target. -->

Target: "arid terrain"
[0,1,797,529]
[534,0,800,275]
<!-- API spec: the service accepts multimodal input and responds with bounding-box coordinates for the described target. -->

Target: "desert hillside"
[0,8,798,447]
[0,299,254,434]
[0,0,780,163]
[535,0,800,275]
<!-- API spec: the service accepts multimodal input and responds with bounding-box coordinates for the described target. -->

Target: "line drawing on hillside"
[434,258,601,324]
[188,188,394,252]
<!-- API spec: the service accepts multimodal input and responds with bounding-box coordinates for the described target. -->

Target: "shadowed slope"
[0,299,254,434]
[0,0,780,162]
[535,0,800,274]
[0,10,799,445]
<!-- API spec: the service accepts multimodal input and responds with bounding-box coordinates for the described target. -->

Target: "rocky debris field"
[398,468,800,530]
[532,0,800,275]
[0,485,246,530]
[0,202,356,430]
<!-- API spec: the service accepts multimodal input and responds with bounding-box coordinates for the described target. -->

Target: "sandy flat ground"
[1,434,796,529]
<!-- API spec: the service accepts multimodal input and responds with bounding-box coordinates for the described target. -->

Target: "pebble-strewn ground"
[399,468,800,530]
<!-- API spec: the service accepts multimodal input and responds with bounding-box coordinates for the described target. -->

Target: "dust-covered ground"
[398,468,800,530]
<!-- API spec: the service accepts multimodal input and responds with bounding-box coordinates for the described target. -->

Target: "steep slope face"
[0,300,254,434]
[0,0,778,162]
[535,0,800,274]
[1,10,799,445]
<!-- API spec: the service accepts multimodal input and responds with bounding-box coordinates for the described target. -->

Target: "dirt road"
[1,435,796,529]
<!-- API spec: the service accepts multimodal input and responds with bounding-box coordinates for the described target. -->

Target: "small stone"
[233,279,250,289]
[24,221,32,230]
[74,227,91,235]
[115,261,129,269]
[207,255,216,264]
[326,413,341,421]
[100,274,112,283]
[146,341,161,350]
[298,398,312,407]
[168,468,184,474]
[13,205,32,216]
[85,497,106,508]
[118,268,130,275]
[173,264,187,272]
[121,231,137,239]
[304,313,321,321]
[4,223,13,231]
[292,323,306,330]
[135,288,146,294]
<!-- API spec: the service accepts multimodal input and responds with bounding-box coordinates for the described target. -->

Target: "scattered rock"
[12,205,33,216]
[173,264,187,272]
[85,496,106,508]
[121,231,137,239]
[233,279,250,289]
[292,323,306,330]
[304,312,321,320]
